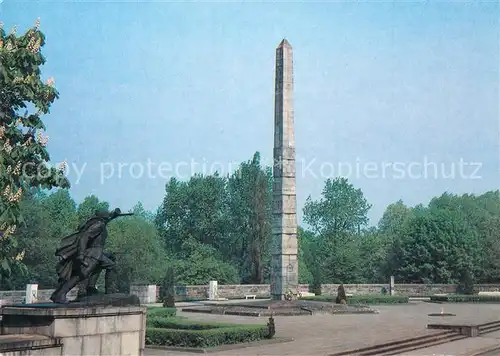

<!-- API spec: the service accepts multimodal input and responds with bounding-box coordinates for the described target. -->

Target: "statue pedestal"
[0,303,147,356]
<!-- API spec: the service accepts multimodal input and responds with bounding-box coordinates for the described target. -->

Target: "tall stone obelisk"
[270,39,298,300]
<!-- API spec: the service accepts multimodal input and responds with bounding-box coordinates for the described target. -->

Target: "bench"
[300,292,315,297]
[244,295,256,300]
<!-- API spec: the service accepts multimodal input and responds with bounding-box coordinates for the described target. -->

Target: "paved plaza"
[145,301,500,356]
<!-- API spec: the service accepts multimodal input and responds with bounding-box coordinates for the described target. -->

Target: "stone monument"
[50,208,136,305]
[175,39,378,317]
[270,39,299,300]
[209,280,218,300]
[0,208,147,356]
[25,283,38,304]
[176,41,378,317]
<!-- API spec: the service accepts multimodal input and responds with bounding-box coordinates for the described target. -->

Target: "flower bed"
[430,295,500,303]
[146,312,273,348]
[299,295,409,304]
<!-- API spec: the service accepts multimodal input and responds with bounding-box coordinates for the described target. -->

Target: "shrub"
[456,270,475,295]
[147,317,235,330]
[145,318,271,348]
[349,295,409,304]
[430,295,500,303]
[267,316,276,338]
[335,284,347,304]
[147,307,177,318]
[161,267,176,307]
[312,283,322,296]
[310,268,322,295]
[300,295,409,304]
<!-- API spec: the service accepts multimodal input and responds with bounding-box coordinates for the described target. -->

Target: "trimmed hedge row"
[147,316,236,330]
[299,295,409,304]
[145,317,271,348]
[430,295,500,303]
[146,325,270,347]
[147,307,177,318]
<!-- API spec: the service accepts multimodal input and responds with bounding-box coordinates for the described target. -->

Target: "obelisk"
[270,39,298,300]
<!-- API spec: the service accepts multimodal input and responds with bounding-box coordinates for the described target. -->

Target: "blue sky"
[2,1,499,225]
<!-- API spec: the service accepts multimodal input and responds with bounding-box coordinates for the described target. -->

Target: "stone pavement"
[145,302,500,356]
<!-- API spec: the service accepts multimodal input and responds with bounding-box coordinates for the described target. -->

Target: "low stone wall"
[0,288,77,304]
[168,283,500,301]
[2,283,500,304]
[172,284,271,301]
[320,284,461,296]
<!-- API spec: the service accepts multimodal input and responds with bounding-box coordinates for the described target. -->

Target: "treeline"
[3,151,500,291]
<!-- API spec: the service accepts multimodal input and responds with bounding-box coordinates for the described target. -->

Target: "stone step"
[428,319,500,337]
[0,334,61,353]
[328,330,464,356]
[478,320,500,334]
[382,334,466,356]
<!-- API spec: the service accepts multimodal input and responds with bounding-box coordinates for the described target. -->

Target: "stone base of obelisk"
[0,303,147,356]
[182,299,379,317]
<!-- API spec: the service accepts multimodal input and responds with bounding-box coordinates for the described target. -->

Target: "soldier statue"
[50,208,132,304]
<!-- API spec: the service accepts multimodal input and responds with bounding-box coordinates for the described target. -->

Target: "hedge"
[145,318,271,348]
[147,317,237,330]
[147,307,177,318]
[299,295,409,304]
[430,295,500,303]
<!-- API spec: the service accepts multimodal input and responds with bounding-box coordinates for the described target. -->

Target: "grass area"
[145,307,273,348]
[430,295,500,303]
[299,295,409,304]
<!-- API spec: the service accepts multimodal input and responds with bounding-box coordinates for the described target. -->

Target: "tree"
[297,227,315,287]
[377,200,414,279]
[6,188,77,289]
[156,174,229,254]
[155,151,274,284]
[172,238,239,285]
[378,200,413,236]
[304,177,371,236]
[161,267,176,307]
[155,174,240,284]
[478,214,500,282]
[0,21,71,282]
[129,201,154,222]
[459,191,500,282]
[356,226,390,283]
[390,197,482,284]
[2,190,49,289]
[227,152,272,283]
[76,195,109,225]
[107,212,168,292]
[302,178,371,284]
